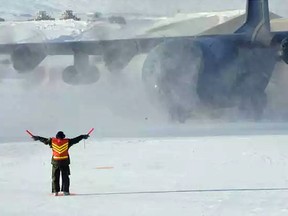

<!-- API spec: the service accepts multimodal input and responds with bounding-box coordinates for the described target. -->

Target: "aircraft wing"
[0,34,251,56]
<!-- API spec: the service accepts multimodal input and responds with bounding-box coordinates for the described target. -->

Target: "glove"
[82,134,89,139]
[32,136,40,141]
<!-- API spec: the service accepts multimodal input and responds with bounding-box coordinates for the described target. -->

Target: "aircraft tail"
[236,0,270,34]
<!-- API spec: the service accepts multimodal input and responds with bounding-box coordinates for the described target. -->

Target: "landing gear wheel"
[62,65,100,85]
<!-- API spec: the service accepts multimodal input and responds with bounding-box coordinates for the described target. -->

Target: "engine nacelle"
[143,39,203,96]
[11,44,47,72]
[103,40,138,73]
[62,65,100,85]
[280,37,288,64]
[142,39,203,122]
[142,37,242,122]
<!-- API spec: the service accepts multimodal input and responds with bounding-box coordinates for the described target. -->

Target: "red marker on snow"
[26,130,34,137]
[87,128,94,135]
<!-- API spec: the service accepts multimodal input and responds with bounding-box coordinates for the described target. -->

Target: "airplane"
[0,0,288,122]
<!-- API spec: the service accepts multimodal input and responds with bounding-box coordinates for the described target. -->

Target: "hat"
[56,131,65,139]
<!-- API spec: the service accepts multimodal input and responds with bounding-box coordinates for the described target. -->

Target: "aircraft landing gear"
[62,52,100,85]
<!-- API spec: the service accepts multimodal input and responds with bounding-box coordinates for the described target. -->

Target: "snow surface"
[2,130,288,216]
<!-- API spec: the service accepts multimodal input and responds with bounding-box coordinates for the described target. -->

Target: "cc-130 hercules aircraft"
[0,0,288,122]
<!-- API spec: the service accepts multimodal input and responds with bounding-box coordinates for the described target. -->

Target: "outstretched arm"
[32,136,50,145]
[69,134,89,147]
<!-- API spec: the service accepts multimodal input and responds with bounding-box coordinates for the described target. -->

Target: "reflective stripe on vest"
[51,138,69,160]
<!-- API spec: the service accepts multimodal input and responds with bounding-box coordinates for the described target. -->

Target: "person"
[32,131,89,196]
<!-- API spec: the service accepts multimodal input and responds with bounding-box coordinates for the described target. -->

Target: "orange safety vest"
[51,138,69,160]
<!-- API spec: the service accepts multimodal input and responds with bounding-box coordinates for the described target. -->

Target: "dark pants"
[52,164,70,193]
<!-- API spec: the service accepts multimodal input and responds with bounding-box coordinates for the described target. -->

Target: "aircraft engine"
[103,40,138,73]
[62,65,100,85]
[11,44,47,72]
[280,37,288,64]
[142,39,203,122]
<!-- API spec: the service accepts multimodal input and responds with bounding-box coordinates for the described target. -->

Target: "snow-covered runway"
[2,133,288,216]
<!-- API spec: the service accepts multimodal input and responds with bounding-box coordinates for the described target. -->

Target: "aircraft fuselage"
[197,38,277,109]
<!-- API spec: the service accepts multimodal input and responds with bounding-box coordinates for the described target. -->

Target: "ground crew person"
[32,131,89,196]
